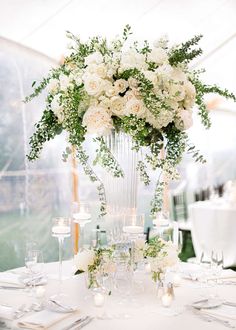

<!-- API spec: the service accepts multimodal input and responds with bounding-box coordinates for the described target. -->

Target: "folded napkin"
[0,272,24,288]
[20,274,47,287]
[0,304,14,320]
[202,304,236,321]
[18,310,76,329]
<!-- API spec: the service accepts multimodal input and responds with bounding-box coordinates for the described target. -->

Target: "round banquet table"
[1,260,236,330]
[189,200,236,267]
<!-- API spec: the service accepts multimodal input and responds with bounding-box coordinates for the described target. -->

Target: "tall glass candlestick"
[52,217,71,295]
[72,202,91,250]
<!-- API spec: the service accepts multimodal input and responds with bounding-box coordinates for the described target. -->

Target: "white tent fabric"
[0,0,236,99]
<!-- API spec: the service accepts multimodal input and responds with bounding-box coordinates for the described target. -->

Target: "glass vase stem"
[58,237,64,293]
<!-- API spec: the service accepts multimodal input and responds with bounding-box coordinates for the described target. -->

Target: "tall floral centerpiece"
[25,25,236,217]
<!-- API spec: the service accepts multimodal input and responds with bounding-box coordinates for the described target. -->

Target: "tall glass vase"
[103,131,139,220]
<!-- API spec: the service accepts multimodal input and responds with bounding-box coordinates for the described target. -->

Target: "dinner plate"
[192,298,222,310]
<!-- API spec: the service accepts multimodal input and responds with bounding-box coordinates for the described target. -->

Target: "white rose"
[82,105,113,136]
[84,51,103,65]
[110,96,125,116]
[74,250,95,272]
[104,81,119,97]
[59,73,70,91]
[148,47,168,65]
[85,63,107,78]
[175,109,193,130]
[83,74,105,97]
[114,79,128,94]
[124,98,146,117]
[47,78,58,93]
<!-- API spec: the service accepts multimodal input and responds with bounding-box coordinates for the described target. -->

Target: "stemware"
[51,217,71,296]
[72,201,91,249]
[25,249,44,295]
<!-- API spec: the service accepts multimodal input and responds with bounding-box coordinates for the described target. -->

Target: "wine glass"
[25,250,44,295]
[51,217,71,297]
[211,250,224,281]
[72,202,91,251]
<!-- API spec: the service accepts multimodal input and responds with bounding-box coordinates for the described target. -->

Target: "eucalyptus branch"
[93,137,124,178]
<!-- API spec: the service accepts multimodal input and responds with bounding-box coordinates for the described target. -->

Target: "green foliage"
[169,35,203,66]
[27,110,62,161]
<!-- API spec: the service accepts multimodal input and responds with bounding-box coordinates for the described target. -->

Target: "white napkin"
[0,272,24,288]
[203,304,236,321]
[17,310,76,329]
[0,304,14,320]
[20,274,47,287]
[208,269,236,282]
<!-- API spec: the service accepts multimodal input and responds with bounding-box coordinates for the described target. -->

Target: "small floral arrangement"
[25,25,236,217]
[144,236,179,282]
[74,247,113,288]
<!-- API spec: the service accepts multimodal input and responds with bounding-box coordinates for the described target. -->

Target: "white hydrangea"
[167,81,185,101]
[83,74,105,97]
[183,81,196,109]
[146,109,174,129]
[147,47,168,65]
[74,249,95,272]
[175,109,193,130]
[84,51,103,65]
[120,49,147,71]
[124,98,146,117]
[82,105,113,136]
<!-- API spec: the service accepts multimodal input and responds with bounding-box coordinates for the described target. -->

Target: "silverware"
[62,316,91,330]
[224,301,236,307]
[189,305,235,328]
[77,316,93,329]
[49,299,75,312]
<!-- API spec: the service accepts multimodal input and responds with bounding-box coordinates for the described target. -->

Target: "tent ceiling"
[1,0,236,106]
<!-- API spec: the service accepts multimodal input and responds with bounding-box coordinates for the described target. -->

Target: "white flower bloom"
[124,98,146,117]
[171,68,187,82]
[175,109,193,130]
[59,73,70,91]
[110,96,125,116]
[146,109,174,129]
[155,64,173,79]
[47,78,59,93]
[83,74,105,97]
[167,82,185,101]
[74,250,95,272]
[183,81,196,109]
[82,105,113,136]
[85,63,107,78]
[120,49,147,71]
[128,77,138,89]
[143,70,158,86]
[147,47,168,65]
[114,79,128,94]
[84,51,103,65]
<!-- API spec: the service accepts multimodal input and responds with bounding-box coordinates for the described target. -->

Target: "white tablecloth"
[189,200,236,267]
[1,260,236,330]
